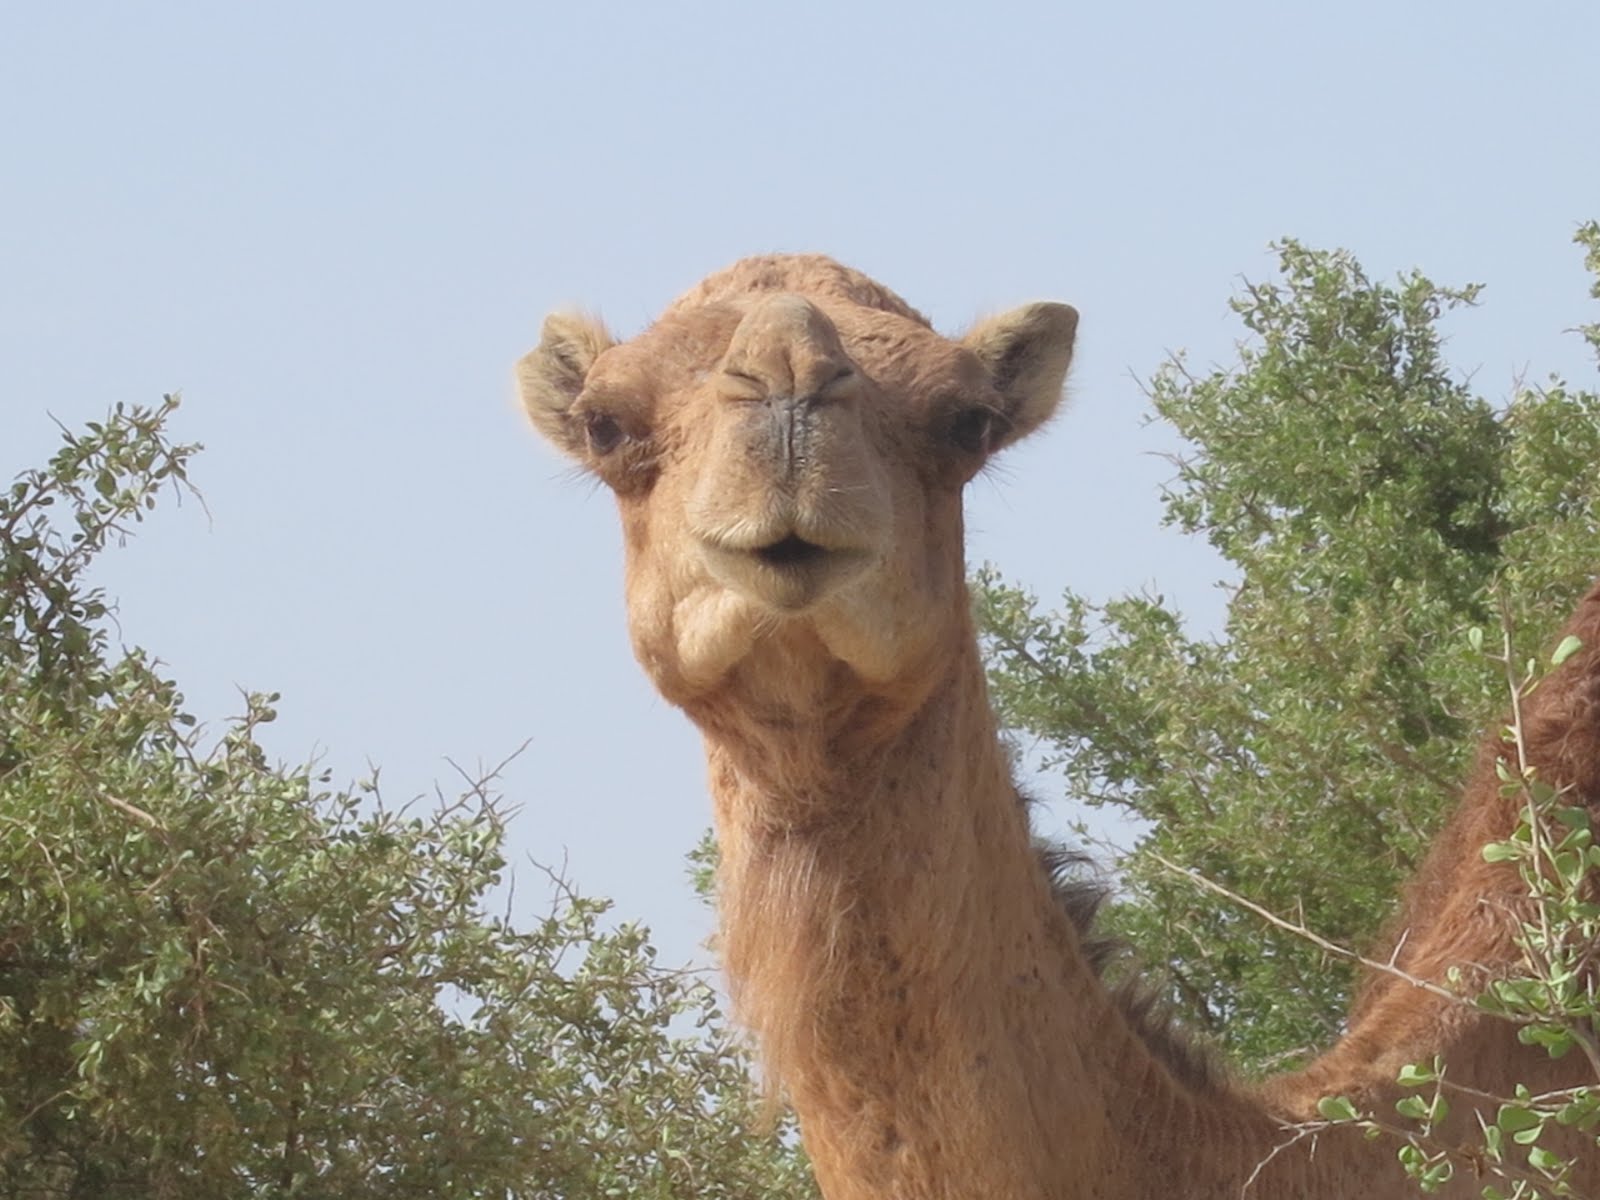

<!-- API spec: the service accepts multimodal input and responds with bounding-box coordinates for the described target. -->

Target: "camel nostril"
[754,534,827,568]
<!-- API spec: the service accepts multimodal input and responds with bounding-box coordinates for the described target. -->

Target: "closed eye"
[949,406,1008,455]
[584,410,625,455]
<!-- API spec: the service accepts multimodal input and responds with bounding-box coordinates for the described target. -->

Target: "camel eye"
[949,406,1006,456]
[584,411,625,456]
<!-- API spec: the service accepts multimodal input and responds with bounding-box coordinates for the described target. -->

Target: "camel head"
[518,256,1076,718]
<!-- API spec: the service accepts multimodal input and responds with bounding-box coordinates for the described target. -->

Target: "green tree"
[978,226,1600,1074]
[0,398,816,1197]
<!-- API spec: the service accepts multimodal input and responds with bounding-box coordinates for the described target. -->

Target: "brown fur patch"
[664,253,933,328]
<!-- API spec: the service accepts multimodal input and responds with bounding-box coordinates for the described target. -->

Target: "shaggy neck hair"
[698,631,1252,1199]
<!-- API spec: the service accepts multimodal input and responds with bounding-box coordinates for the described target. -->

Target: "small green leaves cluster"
[1578,222,1600,362]
[1474,1083,1596,1199]
[1460,636,1600,1197]
[0,401,817,1198]
[1316,1063,1590,1197]
[1313,1064,1458,1193]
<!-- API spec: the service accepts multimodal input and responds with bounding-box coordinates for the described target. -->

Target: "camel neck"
[701,636,1279,1198]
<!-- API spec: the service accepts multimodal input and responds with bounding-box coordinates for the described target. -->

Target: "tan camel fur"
[518,254,1600,1199]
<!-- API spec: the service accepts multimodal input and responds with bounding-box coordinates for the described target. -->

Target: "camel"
[517,254,1600,1198]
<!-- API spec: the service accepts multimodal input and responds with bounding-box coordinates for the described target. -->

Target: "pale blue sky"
[3,2,1597,968]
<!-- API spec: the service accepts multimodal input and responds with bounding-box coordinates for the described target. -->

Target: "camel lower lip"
[699,538,871,610]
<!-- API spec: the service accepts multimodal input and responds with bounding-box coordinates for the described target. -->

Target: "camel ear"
[961,302,1078,450]
[516,312,616,460]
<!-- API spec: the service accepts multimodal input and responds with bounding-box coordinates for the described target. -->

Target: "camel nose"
[719,293,856,404]
[765,393,811,478]
[718,293,861,480]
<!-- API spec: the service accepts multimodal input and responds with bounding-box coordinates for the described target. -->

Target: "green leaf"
[1552,634,1584,666]
[1396,1062,1436,1086]
[1518,1024,1576,1058]
[1555,805,1592,831]
[1527,1145,1563,1172]
[1317,1095,1359,1122]
[1419,1159,1453,1191]
[1496,1104,1542,1134]
[1395,1095,1429,1120]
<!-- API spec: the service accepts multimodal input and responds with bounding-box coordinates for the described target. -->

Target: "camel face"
[519,256,1077,705]
[675,292,896,616]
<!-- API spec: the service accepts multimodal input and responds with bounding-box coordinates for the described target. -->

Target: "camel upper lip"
[696,523,867,564]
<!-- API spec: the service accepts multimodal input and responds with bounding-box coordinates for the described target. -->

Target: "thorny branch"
[1148,850,1466,1009]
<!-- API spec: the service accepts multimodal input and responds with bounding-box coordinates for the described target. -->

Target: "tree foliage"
[0,398,815,1197]
[978,227,1600,1074]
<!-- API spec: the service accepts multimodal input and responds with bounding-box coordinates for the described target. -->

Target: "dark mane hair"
[1026,805,1223,1094]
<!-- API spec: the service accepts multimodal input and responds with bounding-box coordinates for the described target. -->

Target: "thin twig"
[1147,851,1466,1008]
[100,794,164,830]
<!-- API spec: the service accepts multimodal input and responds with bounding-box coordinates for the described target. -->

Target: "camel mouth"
[697,531,871,612]
[753,534,829,569]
